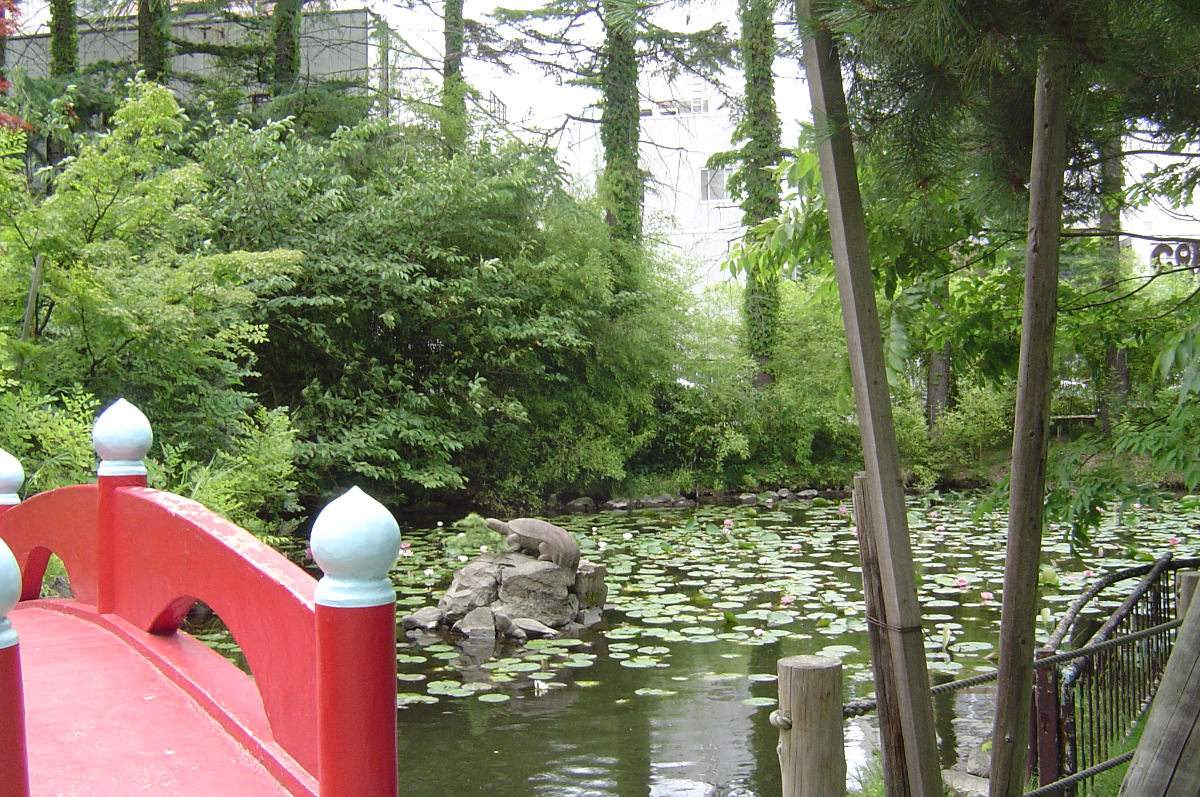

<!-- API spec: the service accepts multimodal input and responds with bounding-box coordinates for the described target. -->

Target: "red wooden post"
[91,399,152,614]
[0,454,30,797]
[310,487,400,797]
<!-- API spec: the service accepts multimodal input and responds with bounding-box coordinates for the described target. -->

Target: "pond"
[388,494,1200,795]
[195,492,1199,795]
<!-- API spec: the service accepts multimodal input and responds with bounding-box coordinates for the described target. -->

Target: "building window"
[700,168,728,201]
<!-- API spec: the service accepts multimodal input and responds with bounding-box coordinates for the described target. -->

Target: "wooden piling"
[776,655,846,797]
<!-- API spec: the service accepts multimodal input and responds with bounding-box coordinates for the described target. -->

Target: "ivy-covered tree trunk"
[441,0,468,150]
[49,0,77,77]
[989,47,1069,797]
[599,0,643,268]
[272,0,302,94]
[137,0,168,82]
[738,0,781,387]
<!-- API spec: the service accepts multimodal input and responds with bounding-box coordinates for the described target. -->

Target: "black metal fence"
[840,554,1199,797]
[1028,554,1197,795]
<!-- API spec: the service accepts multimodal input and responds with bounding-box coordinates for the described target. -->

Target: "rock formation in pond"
[401,518,605,642]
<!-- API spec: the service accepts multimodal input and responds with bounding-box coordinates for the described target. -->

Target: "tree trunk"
[441,0,467,150]
[600,0,643,291]
[137,0,168,82]
[739,0,781,387]
[15,253,43,379]
[799,3,942,794]
[49,0,76,77]
[988,48,1069,797]
[926,285,953,430]
[271,0,302,94]
[0,1,11,83]
[1097,136,1129,434]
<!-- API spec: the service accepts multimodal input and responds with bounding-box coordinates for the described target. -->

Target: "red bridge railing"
[0,398,401,797]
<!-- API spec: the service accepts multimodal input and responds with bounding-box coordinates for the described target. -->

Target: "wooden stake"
[776,655,846,797]
[797,5,941,795]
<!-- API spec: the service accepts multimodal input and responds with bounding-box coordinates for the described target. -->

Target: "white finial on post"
[310,487,401,608]
[0,538,20,649]
[92,399,153,477]
[0,450,24,506]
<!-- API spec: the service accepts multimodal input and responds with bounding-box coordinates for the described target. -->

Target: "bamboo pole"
[775,655,845,797]
[797,5,941,795]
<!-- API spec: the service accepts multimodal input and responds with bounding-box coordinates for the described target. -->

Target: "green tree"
[271,0,302,93]
[440,0,467,148]
[48,0,77,77]
[735,0,782,386]
[137,0,168,81]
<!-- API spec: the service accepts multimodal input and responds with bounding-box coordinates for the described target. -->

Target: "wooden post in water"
[853,473,906,797]
[797,4,941,795]
[774,655,845,797]
[1118,568,1200,796]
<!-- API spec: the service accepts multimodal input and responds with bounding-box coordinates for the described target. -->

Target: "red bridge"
[0,399,402,797]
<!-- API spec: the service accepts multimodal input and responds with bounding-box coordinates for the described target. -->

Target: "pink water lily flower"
[981,591,994,602]
[955,577,969,588]
[780,595,794,605]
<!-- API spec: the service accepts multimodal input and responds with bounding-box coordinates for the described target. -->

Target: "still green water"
[390,495,1200,795]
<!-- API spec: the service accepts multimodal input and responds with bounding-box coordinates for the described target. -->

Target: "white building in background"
[4,7,384,105]
[554,77,748,284]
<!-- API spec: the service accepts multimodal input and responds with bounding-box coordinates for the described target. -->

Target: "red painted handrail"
[0,398,400,797]
[0,482,322,775]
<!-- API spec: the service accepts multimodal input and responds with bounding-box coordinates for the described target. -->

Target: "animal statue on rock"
[485,517,581,574]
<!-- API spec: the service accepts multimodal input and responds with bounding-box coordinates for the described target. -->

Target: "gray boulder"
[798,489,819,499]
[453,606,497,641]
[509,617,561,639]
[573,560,608,609]
[438,555,502,621]
[494,558,579,627]
[566,496,595,512]
[737,493,758,506]
[400,606,444,631]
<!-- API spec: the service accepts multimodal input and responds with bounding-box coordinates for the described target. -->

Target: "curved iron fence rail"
[840,555,1198,796]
